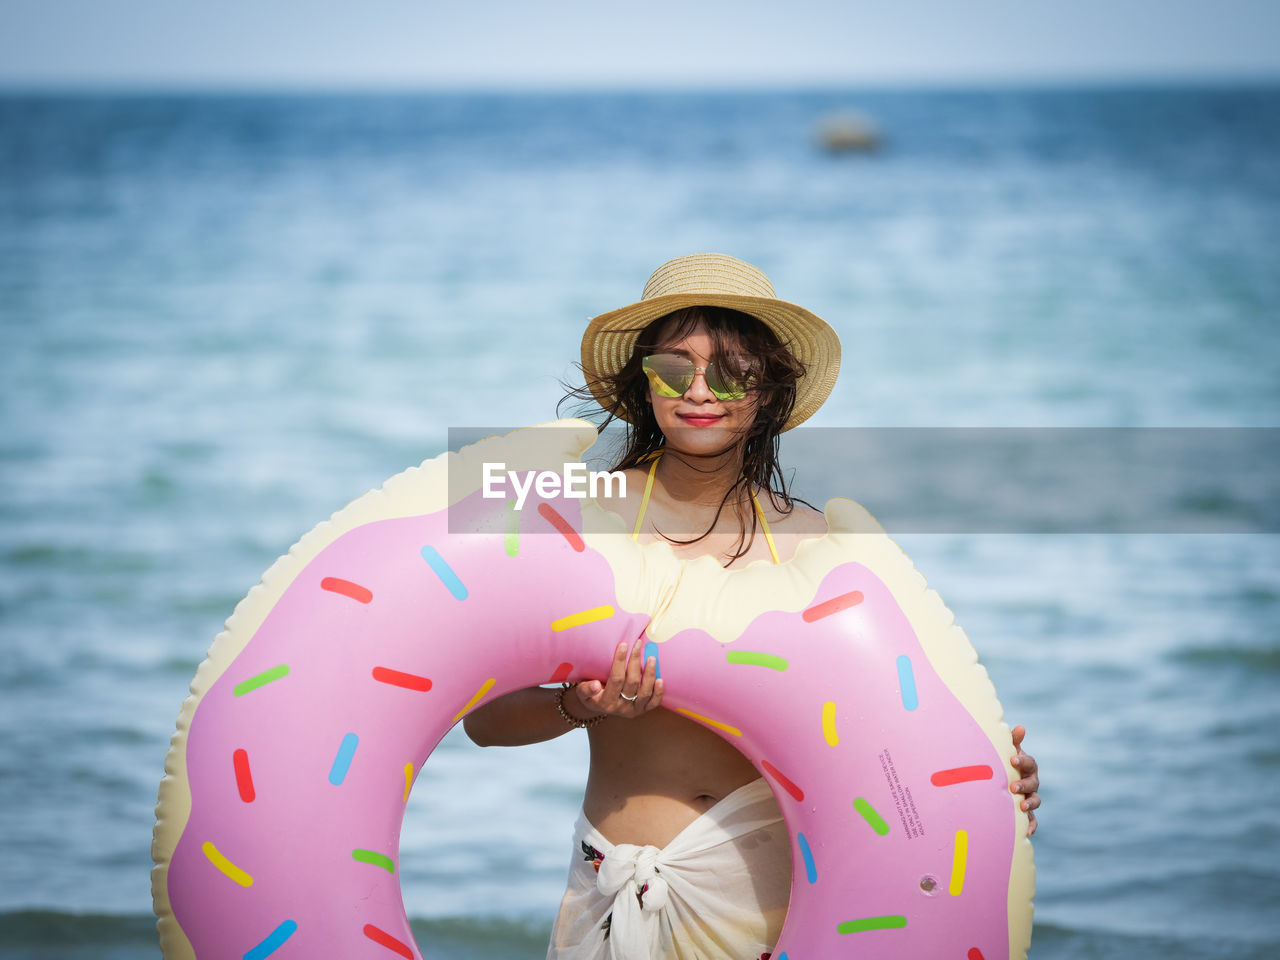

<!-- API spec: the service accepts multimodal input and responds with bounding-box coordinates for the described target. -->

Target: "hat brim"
[580,292,841,432]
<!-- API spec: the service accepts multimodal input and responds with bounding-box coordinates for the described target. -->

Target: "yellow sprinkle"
[452,677,496,722]
[403,763,414,802]
[822,701,839,746]
[674,708,742,737]
[202,841,253,888]
[551,605,615,632]
[949,829,968,896]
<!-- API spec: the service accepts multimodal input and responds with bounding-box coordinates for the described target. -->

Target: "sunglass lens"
[642,355,693,397]
[705,363,747,401]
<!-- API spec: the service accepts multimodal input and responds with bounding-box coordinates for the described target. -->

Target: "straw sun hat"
[580,253,841,431]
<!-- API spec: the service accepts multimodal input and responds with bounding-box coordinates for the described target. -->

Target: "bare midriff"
[582,707,763,848]
[578,464,828,848]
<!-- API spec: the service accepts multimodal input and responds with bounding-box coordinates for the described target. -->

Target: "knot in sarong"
[596,843,670,912]
[551,781,789,960]
[595,843,671,959]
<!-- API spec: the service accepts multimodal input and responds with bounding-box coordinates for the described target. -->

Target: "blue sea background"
[1,86,1278,958]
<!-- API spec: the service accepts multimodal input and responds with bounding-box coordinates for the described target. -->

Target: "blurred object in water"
[817,110,881,153]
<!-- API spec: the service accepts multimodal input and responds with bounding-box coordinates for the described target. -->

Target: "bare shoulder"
[595,466,648,529]
[763,497,828,534]
[758,497,827,562]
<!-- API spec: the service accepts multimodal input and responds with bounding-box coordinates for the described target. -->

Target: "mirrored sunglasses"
[641,353,750,402]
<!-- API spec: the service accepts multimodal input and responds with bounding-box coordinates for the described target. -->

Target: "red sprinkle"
[537,503,585,552]
[363,923,413,958]
[761,760,805,802]
[968,949,987,960]
[801,590,864,622]
[372,667,433,692]
[232,748,255,803]
[320,577,373,604]
[550,662,574,683]
[931,765,994,787]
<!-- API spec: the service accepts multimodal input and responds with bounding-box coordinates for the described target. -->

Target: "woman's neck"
[652,446,750,509]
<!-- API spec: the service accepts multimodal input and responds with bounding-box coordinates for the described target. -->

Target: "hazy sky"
[2,0,1278,88]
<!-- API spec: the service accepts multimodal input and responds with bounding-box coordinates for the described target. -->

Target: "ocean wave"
[1170,643,1280,671]
[5,908,1276,959]
[0,911,158,959]
[1032,918,1280,960]
[0,910,551,960]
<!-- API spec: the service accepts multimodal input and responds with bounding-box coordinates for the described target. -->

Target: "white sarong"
[546,778,790,960]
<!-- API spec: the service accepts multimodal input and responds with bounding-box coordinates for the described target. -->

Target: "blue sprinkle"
[328,733,358,786]
[421,545,468,600]
[897,655,919,711]
[644,640,660,679]
[243,919,297,960]
[797,831,817,884]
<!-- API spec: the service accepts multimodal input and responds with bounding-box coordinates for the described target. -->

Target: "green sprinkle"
[853,797,890,836]
[351,849,395,873]
[505,500,519,557]
[837,915,907,934]
[725,651,789,671]
[232,664,290,697]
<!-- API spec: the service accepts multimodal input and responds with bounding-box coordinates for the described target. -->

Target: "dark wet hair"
[561,305,810,562]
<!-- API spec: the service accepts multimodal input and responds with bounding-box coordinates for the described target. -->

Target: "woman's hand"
[1010,725,1040,836]
[567,638,663,721]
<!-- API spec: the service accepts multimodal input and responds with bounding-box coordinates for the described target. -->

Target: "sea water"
[1,87,1278,958]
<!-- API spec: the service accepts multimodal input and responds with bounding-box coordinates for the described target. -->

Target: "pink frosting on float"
[166,488,1015,959]
[658,563,1012,958]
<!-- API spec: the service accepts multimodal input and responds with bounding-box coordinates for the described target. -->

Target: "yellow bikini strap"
[631,455,661,540]
[632,449,781,564]
[751,493,782,565]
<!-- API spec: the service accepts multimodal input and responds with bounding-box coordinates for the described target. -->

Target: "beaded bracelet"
[556,682,606,729]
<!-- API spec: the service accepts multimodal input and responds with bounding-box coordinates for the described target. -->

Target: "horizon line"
[2,69,1279,96]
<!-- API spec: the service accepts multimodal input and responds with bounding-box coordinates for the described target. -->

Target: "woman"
[464,254,1041,960]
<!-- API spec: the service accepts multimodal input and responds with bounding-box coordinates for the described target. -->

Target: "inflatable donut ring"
[152,420,1034,960]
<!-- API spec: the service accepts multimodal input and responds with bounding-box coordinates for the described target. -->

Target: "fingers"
[621,638,661,714]
[648,670,664,710]
[575,642,631,714]
[1012,769,1041,807]
[1010,728,1038,796]
[608,640,631,690]
[622,638,645,699]
[1011,751,1038,778]
[578,639,662,719]
[1010,753,1040,797]
[634,649,663,711]
[1011,750,1039,791]
[572,679,605,716]
[1009,726,1040,834]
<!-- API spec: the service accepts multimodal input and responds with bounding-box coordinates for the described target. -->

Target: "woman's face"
[645,322,759,457]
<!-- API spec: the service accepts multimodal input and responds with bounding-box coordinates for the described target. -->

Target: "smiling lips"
[677,413,725,427]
